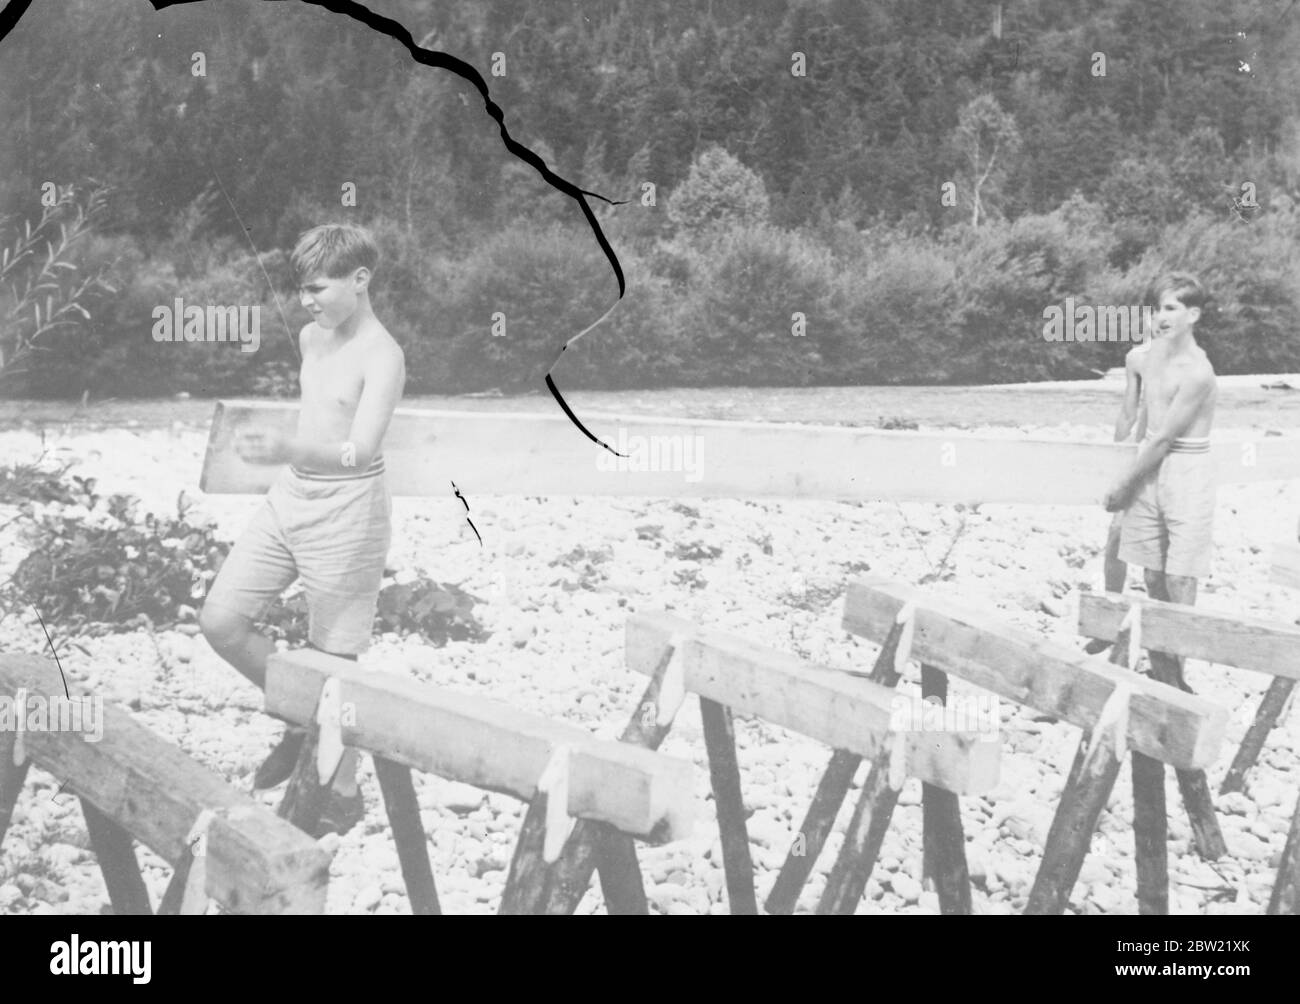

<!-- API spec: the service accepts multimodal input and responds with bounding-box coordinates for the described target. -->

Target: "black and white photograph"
[1,0,1298,949]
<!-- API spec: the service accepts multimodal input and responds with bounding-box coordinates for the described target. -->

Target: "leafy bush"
[677,223,837,385]
[3,463,230,634]
[2,458,489,646]
[261,577,489,648]
[443,222,625,391]
[666,145,770,234]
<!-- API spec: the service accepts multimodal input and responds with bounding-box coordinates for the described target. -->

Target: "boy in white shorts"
[1104,273,1216,690]
[200,223,405,834]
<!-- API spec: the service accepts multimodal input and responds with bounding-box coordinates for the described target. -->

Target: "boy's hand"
[1103,480,1134,513]
[234,428,291,465]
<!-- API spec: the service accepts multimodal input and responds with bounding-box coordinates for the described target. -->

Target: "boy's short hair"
[1150,272,1209,311]
[291,223,379,283]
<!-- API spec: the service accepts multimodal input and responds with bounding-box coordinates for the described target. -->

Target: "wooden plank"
[919,664,971,915]
[0,653,329,914]
[373,755,441,916]
[843,578,1228,770]
[156,853,194,916]
[1267,790,1300,915]
[594,831,649,915]
[499,792,562,915]
[1026,641,1133,915]
[1221,677,1296,795]
[81,798,153,916]
[1132,750,1168,915]
[265,649,694,841]
[1272,541,1300,591]
[1141,650,1227,862]
[1079,592,1300,680]
[200,401,1300,503]
[699,698,758,915]
[625,613,999,794]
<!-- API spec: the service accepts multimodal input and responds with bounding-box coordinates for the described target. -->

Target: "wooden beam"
[264,649,694,841]
[1132,750,1168,915]
[816,743,903,914]
[843,579,1228,770]
[700,698,758,915]
[81,798,153,916]
[1,653,329,914]
[594,831,649,915]
[200,401,1300,503]
[1026,641,1133,915]
[1272,542,1300,591]
[1268,791,1300,915]
[920,664,971,915]
[1079,592,1300,680]
[1221,678,1297,795]
[373,756,441,915]
[625,613,999,794]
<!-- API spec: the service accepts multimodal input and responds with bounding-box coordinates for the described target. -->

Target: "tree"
[953,94,1021,228]
[666,145,770,234]
[0,185,114,381]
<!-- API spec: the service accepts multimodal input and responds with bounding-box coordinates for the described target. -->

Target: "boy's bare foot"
[253,725,309,789]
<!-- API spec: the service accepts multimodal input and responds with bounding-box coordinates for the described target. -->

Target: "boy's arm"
[344,343,406,469]
[286,343,406,473]
[1103,370,1214,511]
[1113,350,1142,442]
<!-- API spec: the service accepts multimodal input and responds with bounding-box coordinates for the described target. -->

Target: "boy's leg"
[1085,513,1130,653]
[291,473,392,835]
[199,488,308,788]
[1157,450,1214,693]
[200,486,298,691]
[199,608,279,690]
[1159,574,1198,691]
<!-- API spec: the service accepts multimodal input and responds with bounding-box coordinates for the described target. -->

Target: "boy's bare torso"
[1144,338,1217,440]
[296,321,398,473]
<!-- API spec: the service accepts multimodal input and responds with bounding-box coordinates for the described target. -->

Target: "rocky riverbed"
[1,420,1297,915]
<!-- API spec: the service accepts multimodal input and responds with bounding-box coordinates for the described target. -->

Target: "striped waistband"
[1144,434,1211,455]
[289,454,385,481]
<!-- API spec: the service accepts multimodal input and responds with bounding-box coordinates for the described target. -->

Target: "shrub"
[666,146,770,234]
[676,223,837,385]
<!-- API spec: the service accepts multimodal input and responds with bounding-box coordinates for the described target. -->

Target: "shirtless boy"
[1103,273,1216,690]
[200,223,405,834]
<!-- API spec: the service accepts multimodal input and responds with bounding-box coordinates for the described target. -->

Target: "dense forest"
[1,0,1298,395]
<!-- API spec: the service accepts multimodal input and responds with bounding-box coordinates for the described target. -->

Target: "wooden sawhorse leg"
[374,755,441,915]
[700,697,757,914]
[1146,650,1225,861]
[765,617,910,914]
[1267,788,1300,915]
[82,798,152,916]
[920,664,971,915]
[499,645,683,915]
[1025,684,1128,914]
[1221,677,1295,795]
